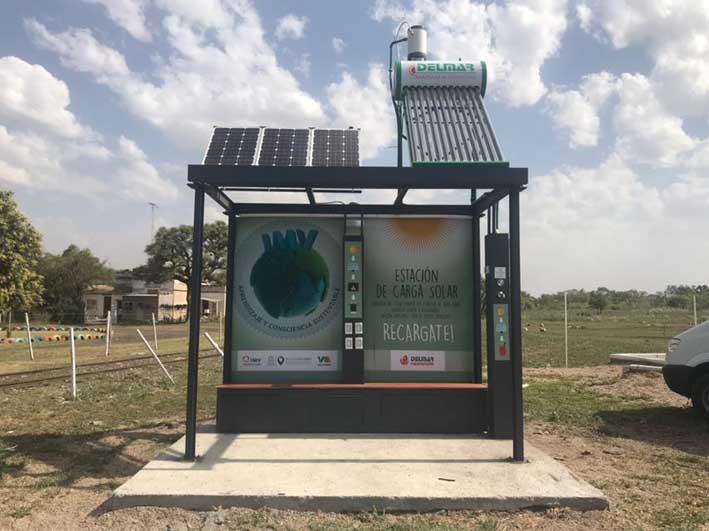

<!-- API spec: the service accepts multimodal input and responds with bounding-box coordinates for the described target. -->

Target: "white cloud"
[332,37,346,53]
[0,56,113,193]
[372,0,568,107]
[294,53,311,77]
[34,215,90,253]
[576,2,592,31]
[687,139,709,170]
[662,174,709,218]
[0,125,107,194]
[581,70,617,108]
[613,73,695,167]
[580,1,709,118]
[275,14,308,40]
[546,90,600,148]
[82,0,151,41]
[0,56,92,139]
[28,3,325,149]
[545,71,617,148]
[548,67,702,165]
[153,0,232,29]
[326,64,395,160]
[115,136,179,201]
[0,56,175,202]
[521,154,709,293]
[26,20,131,80]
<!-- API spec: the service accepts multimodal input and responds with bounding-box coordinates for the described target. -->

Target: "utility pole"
[148,202,158,242]
[564,291,569,368]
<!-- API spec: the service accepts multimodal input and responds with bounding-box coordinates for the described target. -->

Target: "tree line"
[524,286,709,313]
[1,190,227,324]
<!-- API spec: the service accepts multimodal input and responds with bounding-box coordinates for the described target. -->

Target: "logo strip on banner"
[390,350,446,371]
[237,350,338,371]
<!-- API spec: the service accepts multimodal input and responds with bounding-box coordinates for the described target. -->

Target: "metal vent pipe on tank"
[407,25,427,60]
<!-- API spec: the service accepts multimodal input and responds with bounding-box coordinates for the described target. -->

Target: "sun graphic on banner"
[382,218,451,254]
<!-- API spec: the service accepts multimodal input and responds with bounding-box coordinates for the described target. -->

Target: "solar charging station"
[183,25,528,462]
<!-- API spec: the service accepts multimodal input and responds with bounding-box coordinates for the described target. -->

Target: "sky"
[0,0,707,295]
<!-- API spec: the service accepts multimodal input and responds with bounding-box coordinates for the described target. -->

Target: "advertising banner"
[363,216,474,382]
[231,216,343,383]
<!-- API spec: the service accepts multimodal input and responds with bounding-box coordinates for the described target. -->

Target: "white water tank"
[407,25,427,60]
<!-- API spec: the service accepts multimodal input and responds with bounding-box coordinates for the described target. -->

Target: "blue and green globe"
[249,229,329,319]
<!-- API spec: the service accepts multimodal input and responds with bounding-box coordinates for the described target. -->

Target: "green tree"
[588,290,608,313]
[0,190,44,317]
[38,245,114,322]
[137,221,228,316]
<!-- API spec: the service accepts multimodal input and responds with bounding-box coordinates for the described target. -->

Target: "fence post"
[564,292,568,368]
[25,312,34,361]
[137,329,175,384]
[70,327,77,400]
[204,332,225,357]
[693,295,697,327]
[218,310,223,343]
[152,313,159,352]
[105,310,112,356]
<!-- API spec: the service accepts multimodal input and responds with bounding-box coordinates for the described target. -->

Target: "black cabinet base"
[217,384,488,434]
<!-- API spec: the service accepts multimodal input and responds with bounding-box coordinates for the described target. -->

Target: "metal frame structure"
[184,163,527,462]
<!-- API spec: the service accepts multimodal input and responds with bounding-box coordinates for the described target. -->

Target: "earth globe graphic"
[249,228,329,319]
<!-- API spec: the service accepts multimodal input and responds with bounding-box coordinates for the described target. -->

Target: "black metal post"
[471,190,482,383]
[509,188,524,461]
[185,185,205,460]
[222,213,236,384]
[397,106,403,168]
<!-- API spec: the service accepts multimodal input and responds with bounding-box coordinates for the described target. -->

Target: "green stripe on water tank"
[412,161,509,168]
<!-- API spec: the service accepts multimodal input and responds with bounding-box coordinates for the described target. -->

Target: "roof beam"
[203,184,234,213]
[189,165,528,190]
[306,188,316,204]
[232,203,474,216]
[394,188,408,205]
[471,188,509,216]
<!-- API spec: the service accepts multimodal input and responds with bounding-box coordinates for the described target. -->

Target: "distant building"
[83,284,127,324]
[201,284,227,318]
[83,279,225,324]
[121,279,188,323]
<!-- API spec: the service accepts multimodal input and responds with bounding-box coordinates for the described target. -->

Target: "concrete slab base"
[110,433,608,513]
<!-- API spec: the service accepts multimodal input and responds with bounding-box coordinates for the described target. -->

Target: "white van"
[663,321,709,417]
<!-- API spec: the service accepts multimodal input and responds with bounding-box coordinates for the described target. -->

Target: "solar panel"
[257,128,309,167]
[312,129,360,167]
[203,127,359,167]
[203,127,259,165]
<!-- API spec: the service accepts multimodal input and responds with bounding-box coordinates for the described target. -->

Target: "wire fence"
[0,310,225,357]
[1,301,703,374]
[0,308,226,400]
[520,303,702,368]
